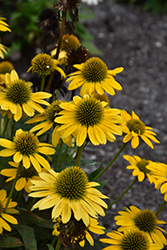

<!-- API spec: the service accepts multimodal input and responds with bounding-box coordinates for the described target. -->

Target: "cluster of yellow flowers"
[0,15,167,250]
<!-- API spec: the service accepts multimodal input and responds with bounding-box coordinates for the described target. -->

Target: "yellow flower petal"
[33,153,51,170]
[13,152,23,163]
[0,149,16,157]
[0,139,15,149]
[2,213,18,224]
[15,178,26,191]
[0,217,11,231]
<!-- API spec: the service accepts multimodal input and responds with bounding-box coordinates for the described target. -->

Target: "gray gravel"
[81,0,167,236]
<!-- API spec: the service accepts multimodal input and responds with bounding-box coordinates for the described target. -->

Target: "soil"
[8,0,167,247]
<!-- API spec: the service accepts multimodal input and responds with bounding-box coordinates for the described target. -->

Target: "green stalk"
[41,75,45,91]
[108,177,138,210]
[59,145,69,167]
[45,71,54,93]
[94,143,127,180]
[75,143,85,166]
[55,237,61,250]
[1,116,9,138]
[28,197,37,212]
[51,236,57,247]
[54,140,64,169]
[10,120,16,140]
[4,162,22,212]
[63,148,78,165]
[155,201,167,217]
[54,89,59,101]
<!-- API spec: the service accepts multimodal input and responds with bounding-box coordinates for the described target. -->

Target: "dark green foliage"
[111,0,167,14]
[0,0,55,52]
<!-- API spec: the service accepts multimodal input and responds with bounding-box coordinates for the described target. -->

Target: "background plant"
[111,0,167,14]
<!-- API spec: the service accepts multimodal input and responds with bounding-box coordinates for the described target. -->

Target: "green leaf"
[47,244,55,250]
[0,235,23,248]
[99,180,108,190]
[14,224,37,250]
[88,163,103,181]
[18,208,54,229]
[81,40,102,56]
[75,22,93,40]
[79,8,96,20]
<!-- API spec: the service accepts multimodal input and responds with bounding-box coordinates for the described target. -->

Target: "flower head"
[61,34,80,51]
[37,8,60,39]
[66,45,90,73]
[92,92,110,107]
[120,110,160,149]
[0,60,14,73]
[50,34,82,67]
[0,70,52,121]
[26,100,72,147]
[114,206,167,247]
[0,61,14,83]
[100,229,162,250]
[146,162,167,201]
[29,166,108,226]
[0,129,55,172]
[52,215,105,248]
[55,94,122,146]
[0,189,18,234]
[54,0,80,23]
[67,57,123,96]
[27,53,66,78]
[1,162,45,193]
[123,155,157,183]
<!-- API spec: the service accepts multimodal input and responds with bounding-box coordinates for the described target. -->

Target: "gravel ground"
[80,0,167,237]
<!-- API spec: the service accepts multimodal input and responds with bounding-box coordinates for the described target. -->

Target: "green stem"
[41,75,45,91]
[1,116,9,138]
[75,143,85,166]
[155,201,167,217]
[51,236,57,247]
[17,189,24,204]
[94,143,127,180]
[59,145,69,167]
[28,197,37,212]
[108,177,138,210]
[54,140,64,169]
[54,89,59,101]
[55,237,61,250]
[45,71,54,93]
[63,148,78,165]
[10,120,16,140]
[4,162,22,212]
